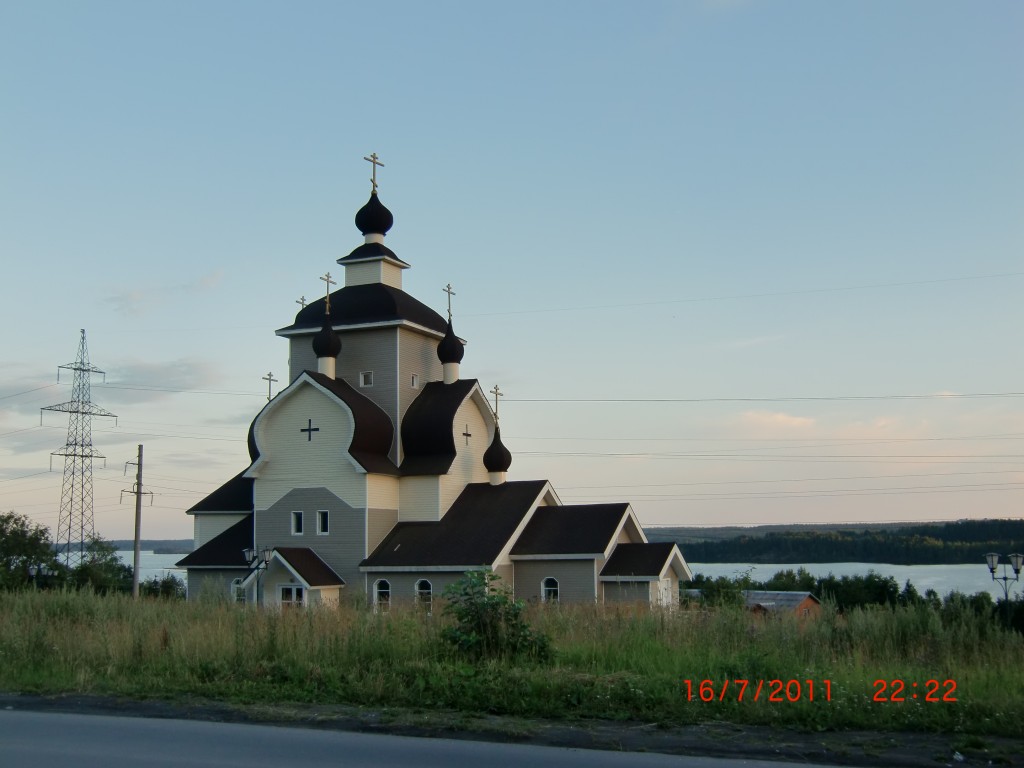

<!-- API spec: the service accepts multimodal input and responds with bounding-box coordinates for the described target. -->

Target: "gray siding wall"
[603,581,655,603]
[289,336,318,381]
[366,572,468,607]
[187,569,243,601]
[257,487,366,589]
[513,560,597,603]
[398,326,443,421]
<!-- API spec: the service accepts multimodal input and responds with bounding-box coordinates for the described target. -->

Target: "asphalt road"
[0,709,835,768]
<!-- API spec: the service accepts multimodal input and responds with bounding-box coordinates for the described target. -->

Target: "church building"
[177,157,691,608]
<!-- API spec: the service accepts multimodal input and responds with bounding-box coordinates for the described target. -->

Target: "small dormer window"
[360,371,373,387]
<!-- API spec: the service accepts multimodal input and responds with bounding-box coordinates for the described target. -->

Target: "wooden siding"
[514,560,597,603]
[343,261,403,289]
[288,336,318,381]
[252,384,368,511]
[257,487,366,589]
[334,328,399,461]
[367,474,399,509]
[366,572,468,607]
[187,569,241,601]
[367,507,398,556]
[603,581,654,604]
[399,475,441,521]
[193,513,246,549]
[440,395,491,513]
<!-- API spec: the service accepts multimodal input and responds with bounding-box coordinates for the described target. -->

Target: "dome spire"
[312,271,341,378]
[484,385,511,484]
[437,283,465,383]
[354,152,394,238]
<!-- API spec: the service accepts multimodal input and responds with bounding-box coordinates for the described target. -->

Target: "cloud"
[103,270,224,318]
[92,357,225,407]
[738,410,816,429]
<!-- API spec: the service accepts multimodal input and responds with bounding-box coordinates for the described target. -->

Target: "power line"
[507,391,1024,403]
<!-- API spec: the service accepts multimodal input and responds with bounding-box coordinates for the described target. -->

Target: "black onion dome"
[312,317,342,358]
[354,192,394,236]
[483,425,512,473]
[437,319,465,364]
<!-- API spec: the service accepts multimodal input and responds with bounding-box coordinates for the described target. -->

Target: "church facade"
[177,164,691,608]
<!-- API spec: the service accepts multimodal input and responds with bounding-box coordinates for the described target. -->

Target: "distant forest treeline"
[648,519,1024,564]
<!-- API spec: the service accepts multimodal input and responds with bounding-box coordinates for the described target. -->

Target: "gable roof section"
[176,514,253,568]
[275,547,346,587]
[185,471,254,515]
[362,480,548,569]
[510,504,629,556]
[600,542,687,580]
[400,379,478,475]
[304,371,398,474]
[276,284,447,337]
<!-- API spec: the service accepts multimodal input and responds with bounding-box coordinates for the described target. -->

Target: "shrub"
[440,571,551,662]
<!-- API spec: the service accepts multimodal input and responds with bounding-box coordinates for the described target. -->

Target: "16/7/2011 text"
[683,679,831,702]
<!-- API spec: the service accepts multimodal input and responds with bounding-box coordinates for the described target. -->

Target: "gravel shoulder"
[1,692,1020,767]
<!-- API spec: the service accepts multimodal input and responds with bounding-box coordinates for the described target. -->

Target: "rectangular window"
[317,510,329,535]
[280,585,304,608]
[411,374,419,389]
[291,511,303,535]
[360,371,373,387]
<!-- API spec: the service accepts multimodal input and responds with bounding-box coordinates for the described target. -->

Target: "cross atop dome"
[364,152,385,193]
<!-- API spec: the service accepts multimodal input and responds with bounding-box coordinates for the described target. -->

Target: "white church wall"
[439,395,491,514]
[251,384,367,511]
[399,475,441,521]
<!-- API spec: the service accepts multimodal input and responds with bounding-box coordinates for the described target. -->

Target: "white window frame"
[415,578,432,613]
[374,579,391,612]
[230,577,246,604]
[411,373,419,389]
[542,577,559,603]
[291,510,304,535]
[317,509,329,535]
[279,584,305,608]
[360,371,373,388]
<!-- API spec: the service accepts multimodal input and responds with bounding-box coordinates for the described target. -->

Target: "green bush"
[440,571,551,662]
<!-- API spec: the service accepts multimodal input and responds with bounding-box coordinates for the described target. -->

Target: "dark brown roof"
[276,284,446,336]
[176,514,253,568]
[186,471,254,514]
[362,480,548,568]
[400,379,478,475]
[275,547,345,587]
[304,371,398,475]
[600,542,678,578]
[510,504,629,555]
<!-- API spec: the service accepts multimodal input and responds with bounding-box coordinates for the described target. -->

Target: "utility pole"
[122,444,152,599]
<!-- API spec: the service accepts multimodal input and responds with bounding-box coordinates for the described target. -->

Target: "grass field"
[1,589,1020,735]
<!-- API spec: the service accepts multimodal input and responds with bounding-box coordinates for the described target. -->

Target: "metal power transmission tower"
[41,330,117,568]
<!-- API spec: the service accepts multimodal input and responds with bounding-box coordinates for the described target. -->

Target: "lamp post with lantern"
[985,552,1023,625]
[243,546,273,605]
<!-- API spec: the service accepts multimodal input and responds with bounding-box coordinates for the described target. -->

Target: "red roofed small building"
[178,165,691,607]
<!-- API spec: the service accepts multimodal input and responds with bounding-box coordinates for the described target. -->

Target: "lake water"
[690,562,1016,601]
[117,551,1017,601]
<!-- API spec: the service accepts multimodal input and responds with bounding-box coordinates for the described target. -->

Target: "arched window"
[415,579,432,612]
[542,577,559,603]
[230,578,245,604]
[374,579,391,611]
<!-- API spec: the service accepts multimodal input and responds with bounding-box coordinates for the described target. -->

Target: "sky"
[1,1,1022,542]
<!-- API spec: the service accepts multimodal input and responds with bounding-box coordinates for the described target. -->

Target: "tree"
[140,573,186,599]
[70,536,132,593]
[0,511,59,589]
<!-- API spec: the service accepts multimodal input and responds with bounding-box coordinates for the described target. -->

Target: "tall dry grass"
[1,589,1020,734]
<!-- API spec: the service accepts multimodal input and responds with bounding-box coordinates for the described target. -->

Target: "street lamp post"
[985,552,1023,624]
[27,564,54,590]
[243,546,273,605]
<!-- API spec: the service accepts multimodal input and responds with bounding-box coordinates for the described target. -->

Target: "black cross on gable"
[462,425,472,445]
[300,419,320,442]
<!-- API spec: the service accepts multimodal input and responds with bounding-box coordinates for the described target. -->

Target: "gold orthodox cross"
[262,371,278,402]
[443,283,456,320]
[490,384,503,421]
[320,272,336,314]
[363,152,384,193]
